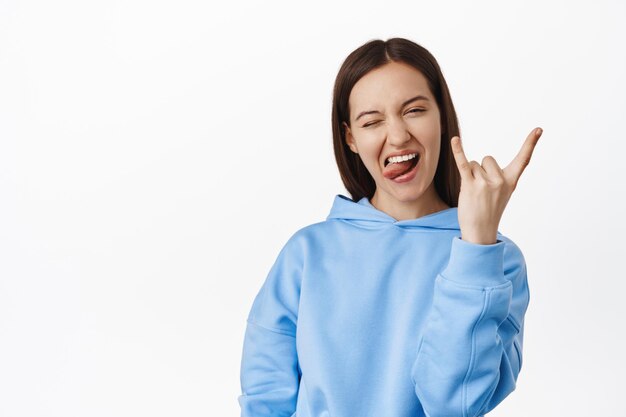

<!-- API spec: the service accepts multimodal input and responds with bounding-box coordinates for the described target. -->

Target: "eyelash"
[363,109,425,127]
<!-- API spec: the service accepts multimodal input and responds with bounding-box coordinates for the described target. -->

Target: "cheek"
[407,120,441,145]
[355,140,383,162]
[422,120,441,149]
[420,117,441,138]
[358,150,384,175]
[428,141,441,159]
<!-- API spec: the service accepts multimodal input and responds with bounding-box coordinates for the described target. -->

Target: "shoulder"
[284,219,340,247]
[273,219,344,266]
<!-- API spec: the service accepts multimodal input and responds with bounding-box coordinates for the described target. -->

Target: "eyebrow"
[355,95,430,121]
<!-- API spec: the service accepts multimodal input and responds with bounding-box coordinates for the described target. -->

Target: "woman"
[238,37,542,417]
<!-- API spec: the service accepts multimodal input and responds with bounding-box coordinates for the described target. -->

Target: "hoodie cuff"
[440,236,508,288]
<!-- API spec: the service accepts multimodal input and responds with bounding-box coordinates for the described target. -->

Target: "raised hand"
[450,127,543,245]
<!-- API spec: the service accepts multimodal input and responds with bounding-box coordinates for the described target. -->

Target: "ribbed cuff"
[440,236,508,288]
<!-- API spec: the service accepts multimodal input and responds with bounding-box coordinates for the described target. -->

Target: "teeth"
[386,152,418,165]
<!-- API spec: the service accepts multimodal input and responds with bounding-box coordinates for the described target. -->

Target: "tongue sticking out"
[383,157,419,179]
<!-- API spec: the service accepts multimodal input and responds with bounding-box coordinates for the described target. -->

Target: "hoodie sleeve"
[410,235,529,417]
[238,235,303,417]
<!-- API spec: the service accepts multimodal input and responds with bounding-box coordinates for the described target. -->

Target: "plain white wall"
[1,0,625,415]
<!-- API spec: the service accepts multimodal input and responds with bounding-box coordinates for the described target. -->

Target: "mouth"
[383,151,420,168]
[382,153,420,181]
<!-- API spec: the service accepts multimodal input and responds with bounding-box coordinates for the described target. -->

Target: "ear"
[343,122,358,154]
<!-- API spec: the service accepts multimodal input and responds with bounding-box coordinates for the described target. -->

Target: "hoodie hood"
[326,193,460,230]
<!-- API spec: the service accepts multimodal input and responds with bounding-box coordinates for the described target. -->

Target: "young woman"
[238,37,542,417]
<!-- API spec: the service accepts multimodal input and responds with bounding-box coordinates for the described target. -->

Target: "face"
[343,61,444,208]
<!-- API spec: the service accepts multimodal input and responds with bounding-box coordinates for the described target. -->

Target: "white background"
[1,0,625,416]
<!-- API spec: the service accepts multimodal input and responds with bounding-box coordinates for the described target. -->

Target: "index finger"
[450,136,472,180]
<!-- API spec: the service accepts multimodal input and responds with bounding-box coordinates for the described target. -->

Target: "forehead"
[349,62,433,110]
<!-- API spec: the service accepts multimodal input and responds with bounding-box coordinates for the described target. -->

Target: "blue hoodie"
[238,194,529,417]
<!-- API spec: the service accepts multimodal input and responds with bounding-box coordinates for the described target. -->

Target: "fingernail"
[537,128,543,136]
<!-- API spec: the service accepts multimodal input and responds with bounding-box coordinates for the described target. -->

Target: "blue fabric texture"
[238,194,529,417]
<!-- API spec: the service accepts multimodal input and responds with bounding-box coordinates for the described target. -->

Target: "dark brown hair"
[331,37,461,206]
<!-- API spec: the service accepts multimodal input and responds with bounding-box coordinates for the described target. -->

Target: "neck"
[370,182,450,221]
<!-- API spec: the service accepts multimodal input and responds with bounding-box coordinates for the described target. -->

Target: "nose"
[386,117,411,147]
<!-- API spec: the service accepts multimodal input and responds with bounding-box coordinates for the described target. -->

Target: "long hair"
[331,37,461,206]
